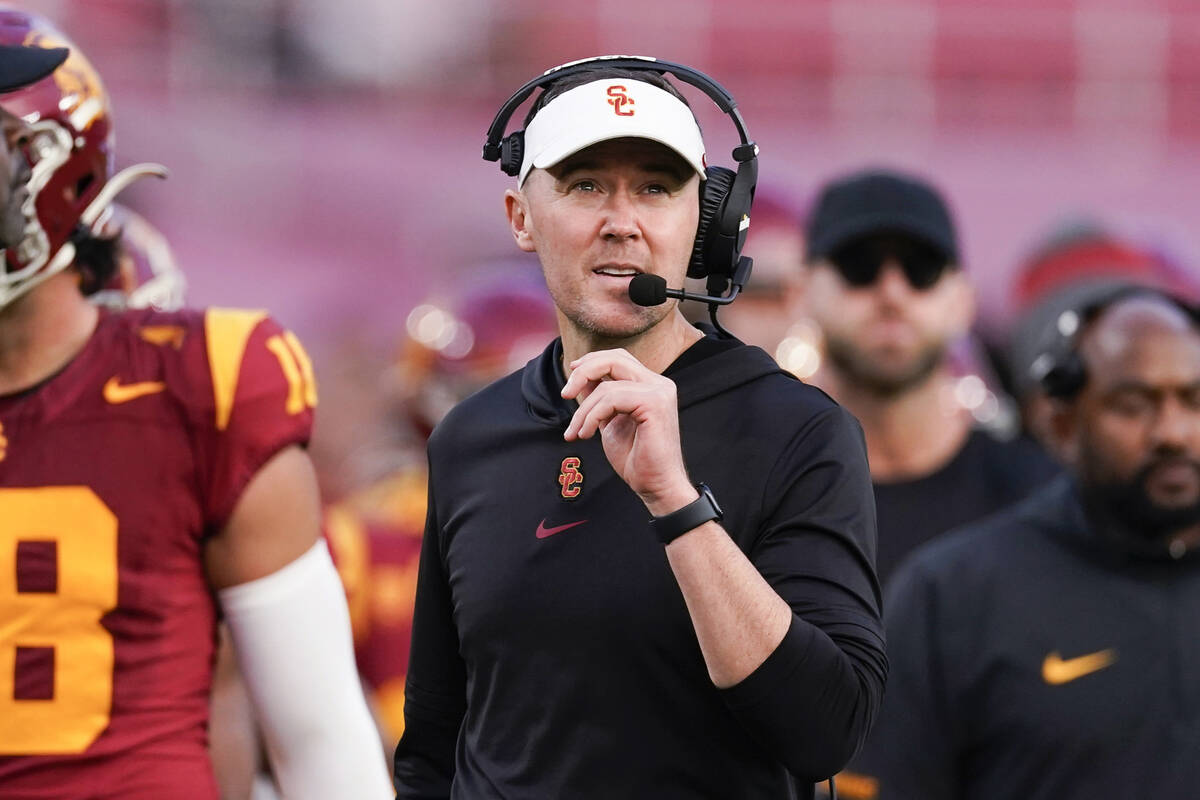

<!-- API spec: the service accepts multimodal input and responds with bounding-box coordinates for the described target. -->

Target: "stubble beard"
[824,333,945,398]
[1079,442,1200,540]
[547,280,672,345]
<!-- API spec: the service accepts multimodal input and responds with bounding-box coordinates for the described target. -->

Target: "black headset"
[1032,284,1200,399]
[483,55,759,298]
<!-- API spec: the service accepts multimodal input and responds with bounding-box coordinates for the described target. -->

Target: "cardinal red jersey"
[0,307,316,799]
[325,466,425,748]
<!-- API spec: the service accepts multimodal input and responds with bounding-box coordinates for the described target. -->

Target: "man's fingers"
[565,381,619,440]
[564,375,603,404]
[564,381,669,441]
[570,396,621,441]
[562,349,656,399]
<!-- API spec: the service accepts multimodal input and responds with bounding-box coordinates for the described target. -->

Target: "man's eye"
[1110,393,1152,415]
[570,180,597,192]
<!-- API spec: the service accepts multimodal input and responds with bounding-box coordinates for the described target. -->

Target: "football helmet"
[395,261,560,435]
[89,203,186,311]
[0,6,166,308]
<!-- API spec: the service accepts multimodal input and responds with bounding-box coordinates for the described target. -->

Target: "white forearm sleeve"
[218,541,393,800]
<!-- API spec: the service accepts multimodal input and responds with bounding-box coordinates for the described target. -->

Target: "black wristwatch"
[649,483,724,545]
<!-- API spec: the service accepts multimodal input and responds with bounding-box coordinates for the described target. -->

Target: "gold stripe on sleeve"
[205,308,268,431]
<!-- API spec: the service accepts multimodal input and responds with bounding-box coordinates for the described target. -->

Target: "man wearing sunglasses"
[799,168,1056,589]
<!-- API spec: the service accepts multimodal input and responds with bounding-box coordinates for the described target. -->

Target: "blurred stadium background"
[18,0,1199,483]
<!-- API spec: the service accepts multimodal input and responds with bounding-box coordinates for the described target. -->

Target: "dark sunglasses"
[829,235,952,291]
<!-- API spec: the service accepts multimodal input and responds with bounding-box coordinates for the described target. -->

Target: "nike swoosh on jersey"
[1042,649,1118,685]
[103,376,167,404]
[535,519,588,539]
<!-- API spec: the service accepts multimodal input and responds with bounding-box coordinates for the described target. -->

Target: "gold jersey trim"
[204,308,268,431]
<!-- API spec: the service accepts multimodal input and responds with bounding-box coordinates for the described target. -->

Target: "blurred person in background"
[707,185,806,356]
[798,167,1057,591]
[854,286,1200,799]
[324,264,560,753]
[394,57,885,799]
[0,9,390,799]
[1007,220,1200,451]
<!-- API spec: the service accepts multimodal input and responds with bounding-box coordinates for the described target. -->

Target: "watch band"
[649,483,724,545]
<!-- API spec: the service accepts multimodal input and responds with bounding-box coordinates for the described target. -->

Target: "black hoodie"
[394,332,887,799]
[852,474,1200,799]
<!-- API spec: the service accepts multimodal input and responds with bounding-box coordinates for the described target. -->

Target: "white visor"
[519,79,707,186]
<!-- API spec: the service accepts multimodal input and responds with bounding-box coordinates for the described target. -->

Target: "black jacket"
[394,333,886,799]
[854,475,1200,799]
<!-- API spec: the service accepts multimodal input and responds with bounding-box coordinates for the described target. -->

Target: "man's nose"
[599,190,640,240]
[874,260,914,298]
[1151,394,1197,451]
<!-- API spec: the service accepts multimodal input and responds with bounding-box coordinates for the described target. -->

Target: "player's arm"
[195,310,390,799]
[562,349,885,781]
[205,445,393,800]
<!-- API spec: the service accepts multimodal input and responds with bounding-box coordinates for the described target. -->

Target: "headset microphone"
[628,273,745,308]
[628,256,753,338]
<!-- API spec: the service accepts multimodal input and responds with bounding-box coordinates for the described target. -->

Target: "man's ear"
[505,189,536,253]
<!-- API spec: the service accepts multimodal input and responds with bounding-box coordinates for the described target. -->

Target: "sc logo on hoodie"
[558,457,583,499]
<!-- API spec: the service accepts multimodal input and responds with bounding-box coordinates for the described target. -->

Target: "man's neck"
[1077,480,1200,558]
[0,274,98,396]
[560,308,704,376]
[818,364,973,482]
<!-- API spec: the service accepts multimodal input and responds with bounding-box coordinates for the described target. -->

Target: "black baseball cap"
[0,43,68,94]
[805,169,959,266]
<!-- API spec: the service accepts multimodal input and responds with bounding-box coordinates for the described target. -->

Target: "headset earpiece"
[1035,350,1088,399]
[688,146,758,281]
[1033,285,1200,400]
[689,166,735,279]
[500,132,524,177]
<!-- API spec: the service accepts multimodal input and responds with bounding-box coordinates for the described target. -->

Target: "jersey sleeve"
[191,308,317,531]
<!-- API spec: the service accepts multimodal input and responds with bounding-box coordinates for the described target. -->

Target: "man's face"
[506,137,700,342]
[801,237,972,395]
[0,105,31,252]
[1066,301,1200,535]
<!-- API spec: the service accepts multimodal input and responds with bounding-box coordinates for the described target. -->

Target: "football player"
[0,9,391,799]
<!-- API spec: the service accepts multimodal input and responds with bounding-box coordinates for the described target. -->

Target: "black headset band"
[1079,285,1199,328]
[482,55,754,162]
[1037,283,1200,398]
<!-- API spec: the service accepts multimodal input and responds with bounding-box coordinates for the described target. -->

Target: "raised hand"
[561,348,698,515]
